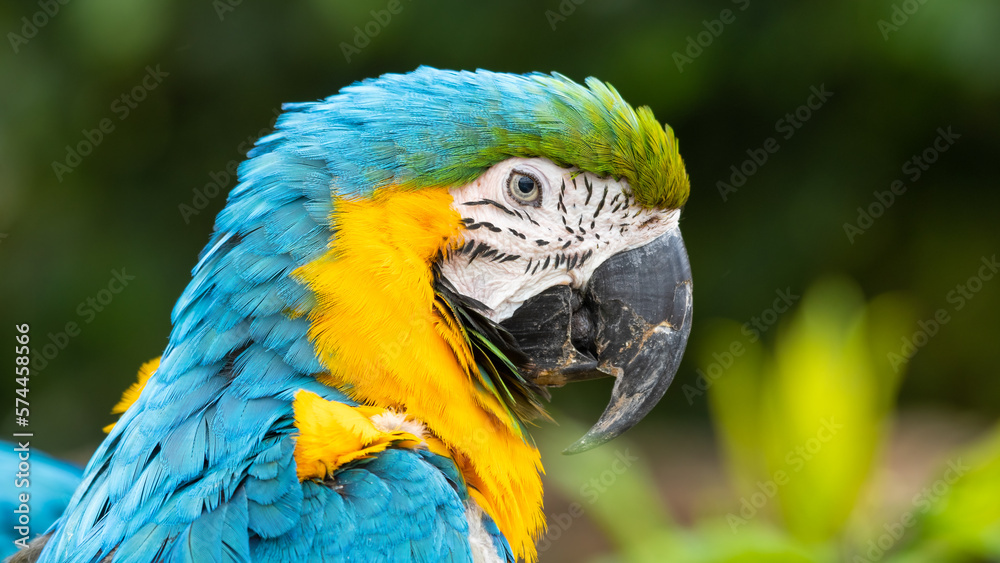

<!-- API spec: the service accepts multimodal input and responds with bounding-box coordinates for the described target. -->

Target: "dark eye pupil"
[517,176,535,194]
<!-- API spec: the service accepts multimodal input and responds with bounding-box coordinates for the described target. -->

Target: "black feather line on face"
[468,242,492,263]
[594,186,608,218]
[466,221,503,232]
[463,199,517,217]
[458,240,476,254]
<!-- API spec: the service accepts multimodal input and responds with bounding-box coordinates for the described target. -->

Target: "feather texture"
[30,67,686,562]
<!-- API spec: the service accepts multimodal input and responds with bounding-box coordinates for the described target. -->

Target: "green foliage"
[707,278,913,542]
[903,425,1000,561]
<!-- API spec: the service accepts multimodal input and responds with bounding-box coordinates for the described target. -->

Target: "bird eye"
[507,170,541,206]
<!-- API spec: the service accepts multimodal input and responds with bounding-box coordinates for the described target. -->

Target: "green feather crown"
[494,73,690,209]
[271,67,690,209]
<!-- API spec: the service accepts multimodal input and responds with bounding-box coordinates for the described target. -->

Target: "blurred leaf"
[898,423,1000,560]
[704,277,917,542]
[539,417,680,561]
[699,319,768,500]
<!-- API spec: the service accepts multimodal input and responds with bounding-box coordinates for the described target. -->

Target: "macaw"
[17,67,692,563]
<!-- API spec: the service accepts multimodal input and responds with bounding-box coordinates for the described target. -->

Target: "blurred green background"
[1,1,998,561]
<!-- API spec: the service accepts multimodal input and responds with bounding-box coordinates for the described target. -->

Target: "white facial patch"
[438,157,680,321]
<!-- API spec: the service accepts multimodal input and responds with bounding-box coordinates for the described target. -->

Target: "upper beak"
[500,228,693,453]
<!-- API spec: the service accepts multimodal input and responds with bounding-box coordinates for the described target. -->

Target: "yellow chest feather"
[293,188,545,562]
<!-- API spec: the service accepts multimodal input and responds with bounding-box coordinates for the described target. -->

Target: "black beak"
[500,229,693,453]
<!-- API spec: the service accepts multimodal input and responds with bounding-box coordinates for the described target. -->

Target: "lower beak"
[500,229,693,453]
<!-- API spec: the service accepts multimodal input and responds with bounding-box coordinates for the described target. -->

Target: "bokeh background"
[1,1,998,561]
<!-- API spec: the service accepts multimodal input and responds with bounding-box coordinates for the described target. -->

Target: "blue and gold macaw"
[19,67,692,563]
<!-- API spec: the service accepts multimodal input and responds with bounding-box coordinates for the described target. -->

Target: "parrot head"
[185,67,690,560]
[439,156,691,454]
[320,68,692,452]
[282,67,691,451]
